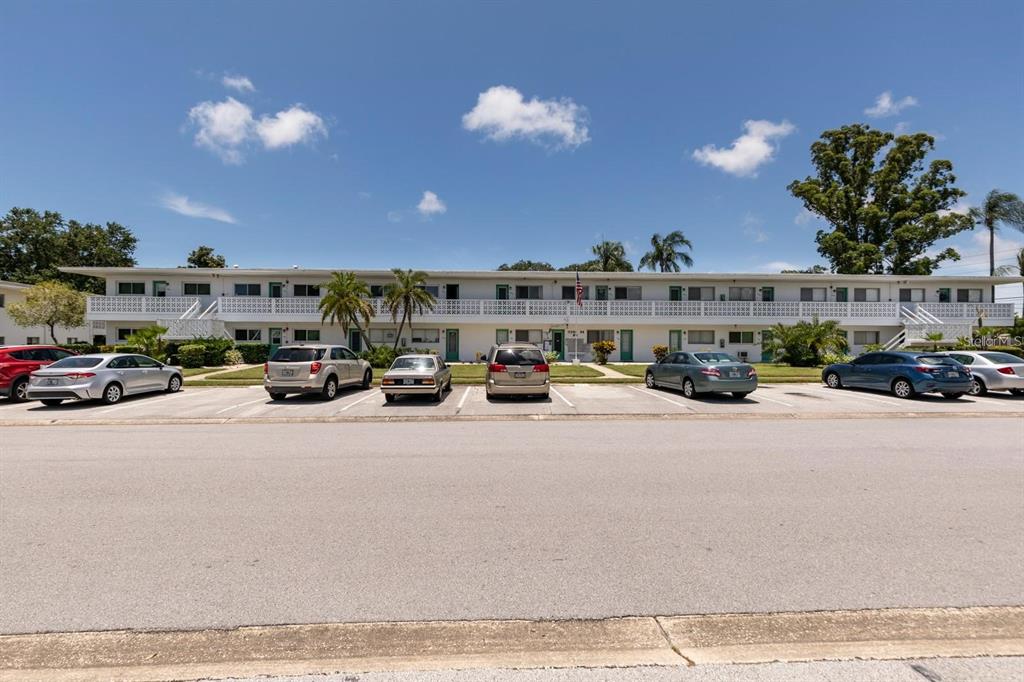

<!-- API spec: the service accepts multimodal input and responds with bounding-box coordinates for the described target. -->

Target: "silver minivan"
[264,344,372,400]
[483,343,550,399]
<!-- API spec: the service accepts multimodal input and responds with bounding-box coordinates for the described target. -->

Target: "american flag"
[575,271,584,307]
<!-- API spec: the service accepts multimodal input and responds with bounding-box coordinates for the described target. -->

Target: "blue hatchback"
[822,351,973,399]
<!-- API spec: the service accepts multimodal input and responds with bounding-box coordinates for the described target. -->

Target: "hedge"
[177,344,206,369]
[236,343,270,364]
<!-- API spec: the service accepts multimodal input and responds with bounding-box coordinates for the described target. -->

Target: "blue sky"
[1,1,1022,291]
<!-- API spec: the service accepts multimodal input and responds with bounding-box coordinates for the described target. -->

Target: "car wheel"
[968,377,987,396]
[645,372,656,389]
[385,393,396,403]
[102,382,123,405]
[682,378,696,399]
[166,374,182,393]
[361,369,372,389]
[891,378,915,399]
[41,399,64,407]
[824,372,842,389]
[732,392,750,399]
[322,376,338,401]
[445,378,453,392]
[1010,389,1024,396]
[432,387,442,402]
[269,392,286,401]
[942,392,964,399]
[10,377,29,402]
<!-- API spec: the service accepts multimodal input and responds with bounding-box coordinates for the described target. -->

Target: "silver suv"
[264,344,372,400]
[483,343,550,399]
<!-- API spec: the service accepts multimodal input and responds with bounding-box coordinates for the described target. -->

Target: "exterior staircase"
[160,299,228,340]
[885,305,974,350]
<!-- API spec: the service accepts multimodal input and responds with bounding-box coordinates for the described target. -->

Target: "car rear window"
[693,352,739,363]
[494,349,545,365]
[271,348,325,362]
[915,355,959,366]
[48,357,104,369]
[391,357,435,370]
[979,352,1022,364]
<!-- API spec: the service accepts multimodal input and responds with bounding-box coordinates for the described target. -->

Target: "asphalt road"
[1,418,1022,634]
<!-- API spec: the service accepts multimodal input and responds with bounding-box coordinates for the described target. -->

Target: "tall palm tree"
[319,271,375,351]
[638,230,694,272]
[970,190,1024,276]
[590,240,633,272]
[995,247,1024,308]
[384,269,436,350]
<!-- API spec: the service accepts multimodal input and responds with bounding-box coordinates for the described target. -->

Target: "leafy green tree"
[0,207,137,294]
[781,265,828,274]
[589,240,633,272]
[126,325,169,360]
[6,281,86,344]
[639,231,694,272]
[970,190,1024,281]
[497,260,555,271]
[558,260,601,272]
[318,272,375,351]
[383,269,436,351]
[763,317,849,367]
[788,125,973,274]
[186,245,227,268]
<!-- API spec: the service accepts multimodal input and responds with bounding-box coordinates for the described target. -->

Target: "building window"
[369,285,385,298]
[515,329,543,343]
[899,288,925,302]
[728,331,755,344]
[689,330,715,345]
[0,336,4,345]
[728,287,755,301]
[234,329,262,342]
[835,287,848,302]
[668,330,682,351]
[495,329,510,344]
[800,287,826,302]
[293,329,320,342]
[411,328,440,344]
[293,285,320,297]
[117,282,145,295]
[116,328,139,341]
[853,288,880,302]
[183,282,211,296]
[853,331,880,345]
[234,283,261,296]
[369,328,398,344]
[613,286,641,300]
[561,285,589,300]
[417,285,440,297]
[669,286,683,302]
[67,337,79,344]
[586,330,615,344]
[688,286,714,301]
[445,284,460,299]
[26,337,40,345]
[957,288,982,303]
[515,285,543,300]
[938,288,951,303]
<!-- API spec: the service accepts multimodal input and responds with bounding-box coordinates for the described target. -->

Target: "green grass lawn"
[194,366,265,380]
[447,363,601,380]
[180,367,220,377]
[608,362,821,383]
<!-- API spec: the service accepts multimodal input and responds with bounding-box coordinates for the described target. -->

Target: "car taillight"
[997,366,1015,375]
[422,378,435,385]
[488,363,507,373]
[65,372,95,380]
[534,364,550,373]
[701,367,721,377]
[747,367,757,378]
[263,362,268,375]
[914,365,941,374]
[382,378,395,385]
[309,361,322,374]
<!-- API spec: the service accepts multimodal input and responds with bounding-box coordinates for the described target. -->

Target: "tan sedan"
[381,354,453,403]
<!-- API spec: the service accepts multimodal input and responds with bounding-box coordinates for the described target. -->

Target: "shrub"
[544,350,560,364]
[181,336,234,366]
[177,344,206,369]
[223,349,245,365]
[988,345,1024,359]
[591,340,616,365]
[113,345,143,354]
[820,351,854,366]
[236,344,270,364]
[126,325,169,361]
[763,317,848,367]
[65,342,100,355]
[99,345,116,353]
[651,344,669,363]
[360,345,399,368]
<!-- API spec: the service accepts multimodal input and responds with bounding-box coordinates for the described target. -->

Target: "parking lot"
[1,382,1022,424]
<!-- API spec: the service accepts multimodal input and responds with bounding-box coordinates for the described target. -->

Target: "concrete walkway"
[185,364,262,380]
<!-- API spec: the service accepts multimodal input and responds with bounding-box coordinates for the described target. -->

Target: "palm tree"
[383,269,436,350]
[319,271,375,351]
[638,230,694,272]
[970,190,1024,277]
[590,240,633,272]
[995,246,1024,307]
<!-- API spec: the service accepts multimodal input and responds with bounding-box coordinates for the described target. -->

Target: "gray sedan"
[381,354,452,402]
[645,351,758,398]
[941,351,1024,396]
[26,353,183,406]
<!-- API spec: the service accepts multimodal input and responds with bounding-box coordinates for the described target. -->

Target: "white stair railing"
[197,299,219,319]
[178,300,200,320]
[882,330,906,350]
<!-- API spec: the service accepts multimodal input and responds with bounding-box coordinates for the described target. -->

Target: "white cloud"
[865,91,918,118]
[692,119,795,177]
[256,105,327,149]
[741,212,769,242]
[387,210,404,223]
[187,97,255,164]
[417,191,447,217]
[462,85,590,150]
[794,208,819,226]
[160,192,237,224]
[222,74,255,93]
[938,200,972,217]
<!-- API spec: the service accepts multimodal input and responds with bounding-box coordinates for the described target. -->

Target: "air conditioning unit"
[738,351,749,361]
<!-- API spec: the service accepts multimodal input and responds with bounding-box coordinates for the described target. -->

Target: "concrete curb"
[2,607,1021,681]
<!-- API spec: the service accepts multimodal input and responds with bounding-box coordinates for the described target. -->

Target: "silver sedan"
[941,351,1024,396]
[26,353,183,406]
[381,354,452,402]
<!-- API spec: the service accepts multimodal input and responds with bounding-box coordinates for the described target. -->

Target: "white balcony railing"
[86,296,199,316]
[917,302,1015,321]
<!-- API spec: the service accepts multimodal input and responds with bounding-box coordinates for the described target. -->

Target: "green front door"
[619,329,633,362]
[760,330,774,362]
[269,282,283,298]
[445,329,459,361]
[552,329,565,361]
[269,328,283,355]
[761,286,775,302]
[348,329,362,352]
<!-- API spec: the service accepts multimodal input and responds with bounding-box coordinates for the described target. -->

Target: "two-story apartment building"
[64,267,1020,363]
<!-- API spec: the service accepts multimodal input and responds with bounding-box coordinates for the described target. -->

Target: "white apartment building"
[0,280,91,347]
[64,267,1020,363]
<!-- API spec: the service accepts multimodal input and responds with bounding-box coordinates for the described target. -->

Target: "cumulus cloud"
[865,91,918,118]
[462,85,590,149]
[222,74,255,93]
[256,105,327,149]
[160,192,237,224]
[692,119,795,177]
[417,191,447,217]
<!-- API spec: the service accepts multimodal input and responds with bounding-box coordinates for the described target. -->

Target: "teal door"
[619,330,633,362]
[760,330,774,362]
[269,328,283,355]
[348,329,362,352]
[445,329,459,361]
[552,330,565,361]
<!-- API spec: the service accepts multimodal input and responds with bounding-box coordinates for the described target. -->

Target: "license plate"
[46,378,59,386]
[403,379,415,385]
[946,371,958,378]
[281,369,294,377]
[729,371,740,378]
[514,372,526,379]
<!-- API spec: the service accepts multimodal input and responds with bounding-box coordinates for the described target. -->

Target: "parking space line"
[95,391,190,414]
[456,386,472,410]
[819,387,903,407]
[335,391,379,413]
[549,386,574,408]
[628,385,695,411]
[215,396,270,414]
[753,393,795,407]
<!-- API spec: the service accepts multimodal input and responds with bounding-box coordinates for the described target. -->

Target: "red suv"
[0,345,77,401]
